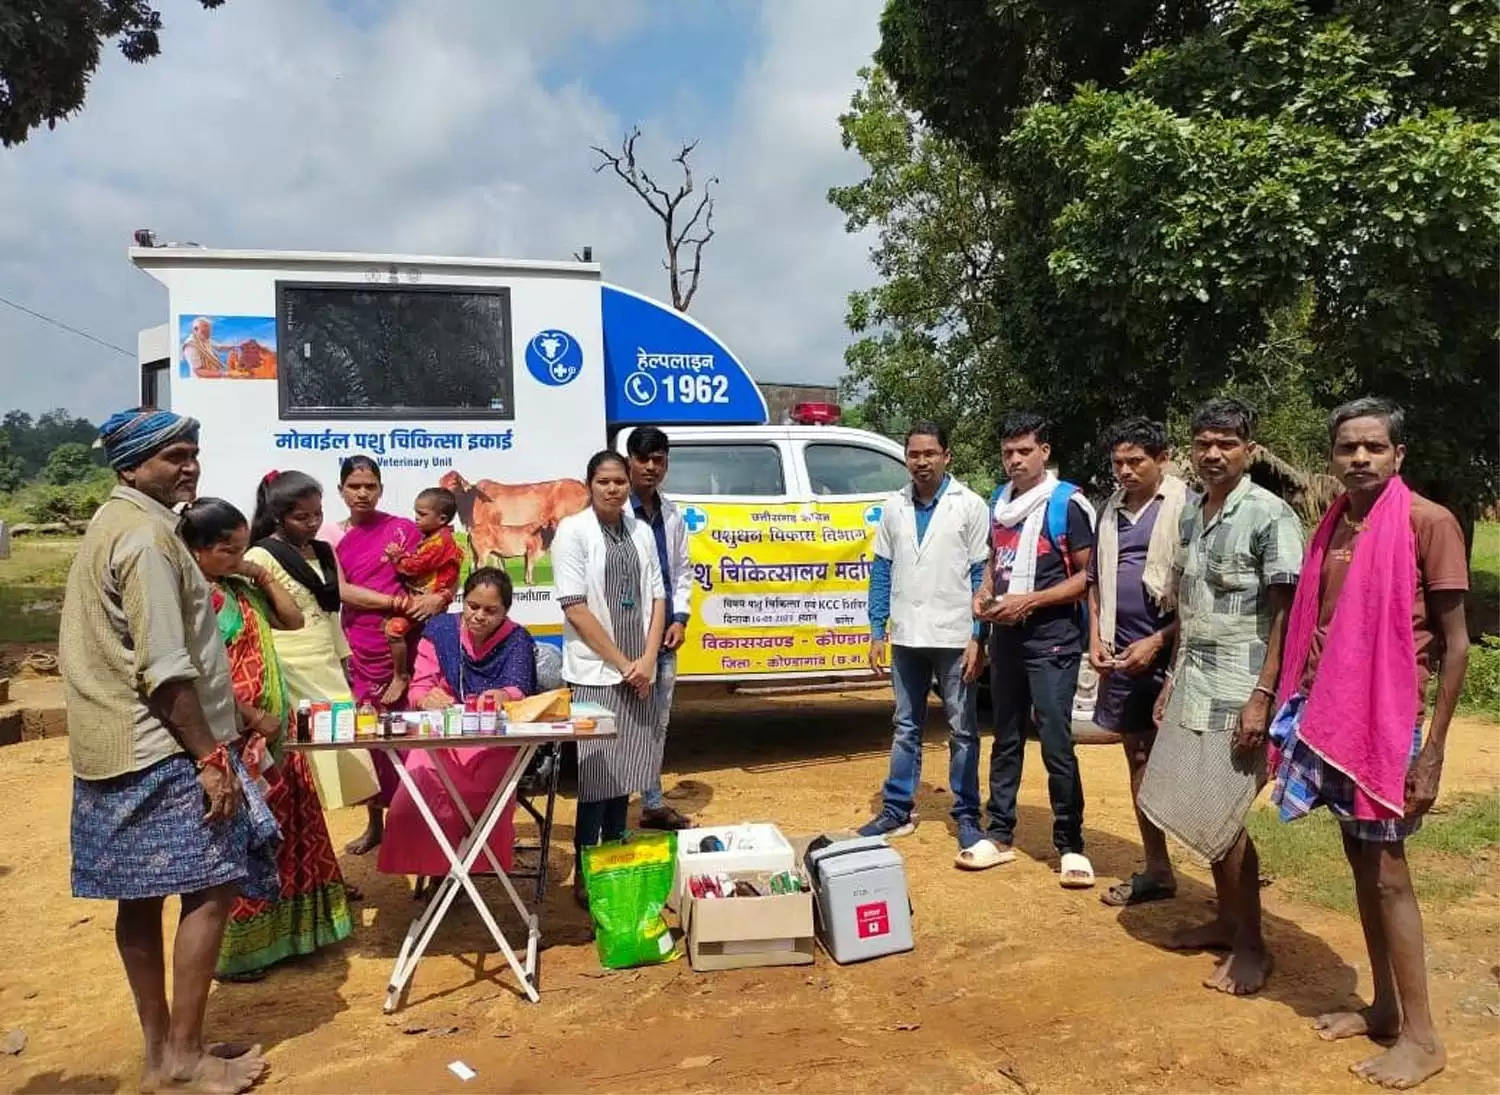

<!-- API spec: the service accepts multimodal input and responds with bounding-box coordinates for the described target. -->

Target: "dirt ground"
[2,690,1497,1094]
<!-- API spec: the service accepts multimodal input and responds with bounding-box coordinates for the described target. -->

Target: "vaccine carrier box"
[806,835,914,963]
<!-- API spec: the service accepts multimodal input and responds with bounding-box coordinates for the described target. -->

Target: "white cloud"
[0,0,881,419]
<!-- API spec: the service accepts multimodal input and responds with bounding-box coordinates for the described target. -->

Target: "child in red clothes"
[381,487,464,704]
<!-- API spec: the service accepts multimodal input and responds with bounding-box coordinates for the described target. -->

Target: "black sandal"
[1101,873,1177,907]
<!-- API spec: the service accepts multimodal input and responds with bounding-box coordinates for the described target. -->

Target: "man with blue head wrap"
[96,406,201,472]
[62,407,272,1090]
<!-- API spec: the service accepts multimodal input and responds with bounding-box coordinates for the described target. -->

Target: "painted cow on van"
[438,471,589,585]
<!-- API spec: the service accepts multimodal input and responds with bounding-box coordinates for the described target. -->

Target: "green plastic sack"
[580,830,679,969]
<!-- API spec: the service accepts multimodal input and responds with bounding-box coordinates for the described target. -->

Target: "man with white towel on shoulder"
[972,412,1097,887]
[1087,418,1188,908]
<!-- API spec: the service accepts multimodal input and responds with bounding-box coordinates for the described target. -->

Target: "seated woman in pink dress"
[378,567,538,887]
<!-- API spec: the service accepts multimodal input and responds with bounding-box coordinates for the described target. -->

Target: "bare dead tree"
[591,127,717,311]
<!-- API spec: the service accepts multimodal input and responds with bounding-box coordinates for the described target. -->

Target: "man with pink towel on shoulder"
[1269,397,1470,1091]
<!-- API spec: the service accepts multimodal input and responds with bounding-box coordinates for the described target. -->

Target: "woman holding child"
[332,456,452,853]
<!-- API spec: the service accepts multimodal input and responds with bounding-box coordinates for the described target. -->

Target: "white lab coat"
[552,508,665,686]
[872,477,990,649]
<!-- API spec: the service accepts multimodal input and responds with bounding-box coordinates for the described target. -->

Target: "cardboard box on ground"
[681,876,816,972]
[672,825,915,970]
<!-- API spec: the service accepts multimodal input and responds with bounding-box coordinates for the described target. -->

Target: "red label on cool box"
[855,901,890,938]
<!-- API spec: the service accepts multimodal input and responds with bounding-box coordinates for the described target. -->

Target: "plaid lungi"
[1269,695,1423,843]
[1138,720,1266,862]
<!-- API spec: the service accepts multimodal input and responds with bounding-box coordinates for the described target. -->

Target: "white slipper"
[1059,852,1096,889]
[954,839,1016,871]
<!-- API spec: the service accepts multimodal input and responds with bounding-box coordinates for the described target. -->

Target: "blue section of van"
[601,284,768,426]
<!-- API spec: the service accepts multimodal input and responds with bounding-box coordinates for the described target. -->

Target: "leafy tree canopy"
[2,409,99,479]
[42,441,98,485]
[877,0,1224,159]
[838,0,1498,528]
[0,431,24,493]
[0,0,226,146]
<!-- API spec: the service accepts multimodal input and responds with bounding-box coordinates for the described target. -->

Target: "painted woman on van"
[334,455,450,854]
[179,497,354,981]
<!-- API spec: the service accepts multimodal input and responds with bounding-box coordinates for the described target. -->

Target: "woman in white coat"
[552,450,666,906]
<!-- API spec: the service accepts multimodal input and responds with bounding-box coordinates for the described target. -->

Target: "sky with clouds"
[0,0,883,422]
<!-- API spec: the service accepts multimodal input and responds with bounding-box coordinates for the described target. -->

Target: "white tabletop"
[286,723,615,752]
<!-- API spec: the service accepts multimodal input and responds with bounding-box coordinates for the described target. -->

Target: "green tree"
[2,408,98,478]
[0,0,227,146]
[877,0,1221,158]
[843,0,1499,527]
[0,431,24,492]
[43,441,98,485]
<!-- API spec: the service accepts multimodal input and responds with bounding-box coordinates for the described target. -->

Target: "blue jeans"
[642,651,677,811]
[987,638,1084,855]
[878,645,981,834]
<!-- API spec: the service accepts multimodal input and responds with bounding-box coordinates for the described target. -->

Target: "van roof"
[129,246,600,278]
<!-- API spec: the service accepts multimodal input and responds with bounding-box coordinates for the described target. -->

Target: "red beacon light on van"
[790,401,841,425]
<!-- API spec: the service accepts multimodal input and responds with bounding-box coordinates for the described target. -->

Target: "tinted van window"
[667,443,785,496]
[804,443,906,496]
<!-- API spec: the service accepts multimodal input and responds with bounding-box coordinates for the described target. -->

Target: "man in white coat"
[859,422,991,867]
[625,426,696,830]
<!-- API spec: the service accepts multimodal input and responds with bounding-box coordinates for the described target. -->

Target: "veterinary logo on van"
[525,329,583,386]
[862,503,883,526]
[681,505,709,534]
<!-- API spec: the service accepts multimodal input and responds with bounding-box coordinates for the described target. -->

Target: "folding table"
[289,718,615,1010]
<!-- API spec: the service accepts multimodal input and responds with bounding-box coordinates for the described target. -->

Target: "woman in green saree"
[180,498,354,980]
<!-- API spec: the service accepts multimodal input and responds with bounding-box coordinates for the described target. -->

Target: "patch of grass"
[1472,520,1500,583]
[1247,792,1500,915]
[1459,522,1499,718]
[1469,520,1499,641]
[1460,635,1500,719]
[0,536,78,643]
[0,536,79,585]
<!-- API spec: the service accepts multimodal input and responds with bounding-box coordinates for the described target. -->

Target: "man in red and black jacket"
[972,412,1097,888]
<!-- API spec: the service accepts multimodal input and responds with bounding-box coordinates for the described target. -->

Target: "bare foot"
[1203,945,1271,995]
[1314,1006,1400,1043]
[1165,919,1235,951]
[380,676,410,707]
[143,1048,268,1094]
[1352,1034,1446,1089]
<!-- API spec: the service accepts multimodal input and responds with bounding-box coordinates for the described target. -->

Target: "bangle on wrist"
[195,742,231,776]
[1251,684,1277,701]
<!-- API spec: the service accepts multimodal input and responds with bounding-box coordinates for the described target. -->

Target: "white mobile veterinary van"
[133,247,905,686]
